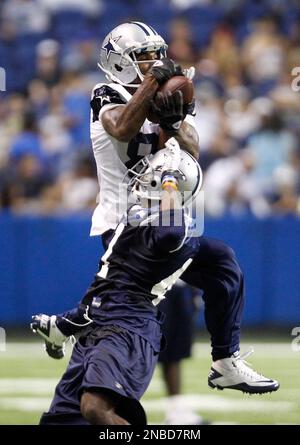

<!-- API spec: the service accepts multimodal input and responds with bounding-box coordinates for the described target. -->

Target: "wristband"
[161,173,179,191]
[162,181,179,191]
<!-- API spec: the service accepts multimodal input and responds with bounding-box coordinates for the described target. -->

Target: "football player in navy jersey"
[32,139,279,425]
[34,139,201,425]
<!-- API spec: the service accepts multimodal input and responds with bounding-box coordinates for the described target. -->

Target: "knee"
[219,240,240,263]
[217,242,244,288]
[81,391,108,425]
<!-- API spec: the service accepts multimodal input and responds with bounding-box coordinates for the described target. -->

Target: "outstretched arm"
[173,121,199,159]
[154,91,200,158]
[101,59,178,142]
[101,74,159,142]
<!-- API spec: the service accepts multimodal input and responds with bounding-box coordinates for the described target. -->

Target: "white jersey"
[89,82,197,236]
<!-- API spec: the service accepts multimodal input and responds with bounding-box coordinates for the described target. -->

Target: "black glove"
[183,98,195,116]
[44,341,65,360]
[151,90,184,135]
[174,63,184,76]
[150,58,178,85]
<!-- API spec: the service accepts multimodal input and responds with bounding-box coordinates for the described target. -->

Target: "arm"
[30,302,94,359]
[101,73,159,142]
[158,121,200,159]
[160,184,181,212]
[160,136,183,212]
[154,92,200,158]
[173,121,199,159]
[152,138,186,252]
[101,58,179,142]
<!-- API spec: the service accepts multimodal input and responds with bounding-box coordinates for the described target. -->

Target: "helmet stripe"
[148,25,158,35]
[131,21,152,36]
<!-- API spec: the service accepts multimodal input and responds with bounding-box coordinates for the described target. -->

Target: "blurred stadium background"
[1,0,300,425]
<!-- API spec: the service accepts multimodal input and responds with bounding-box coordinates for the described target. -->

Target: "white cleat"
[208,349,280,395]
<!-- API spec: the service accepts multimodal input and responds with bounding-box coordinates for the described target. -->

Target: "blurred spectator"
[270,71,300,114]
[36,39,61,87]
[2,0,50,35]
[170,0,206,10]
[167,18,198,67]
[288,19,300,69]
[247,107,297,194]
[9,111,47,166]
[271,164,300,215]
[242,14,287,92]
[61,35,98,73]
[194,83,223,154]
[204,149,271,217]
[0,0,299,217]
[39,0,103,16]
[2,154,52,213]
[38,85,73,171]
[59,157,98,211]
[0,94,27,166]
[224,86,262,145]
[205,26,242,82]
[27,79,50,116]
[61,71,91,148]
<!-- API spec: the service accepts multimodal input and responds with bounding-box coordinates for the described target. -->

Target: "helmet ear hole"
[115,64,122,72]
[151,180,157,188]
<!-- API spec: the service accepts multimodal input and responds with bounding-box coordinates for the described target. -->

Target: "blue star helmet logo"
[102,36,121,61]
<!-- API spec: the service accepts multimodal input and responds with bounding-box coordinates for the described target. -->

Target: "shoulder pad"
[91,85,126,122]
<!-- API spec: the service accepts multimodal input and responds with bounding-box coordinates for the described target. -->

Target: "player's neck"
[126,77,142,95]
[126,86,136,95]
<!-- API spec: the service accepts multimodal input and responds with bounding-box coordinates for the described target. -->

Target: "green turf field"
[0,338,299,425]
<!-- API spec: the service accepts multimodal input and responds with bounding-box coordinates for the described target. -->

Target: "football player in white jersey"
[32,22,199,339]
[89,21,199,235]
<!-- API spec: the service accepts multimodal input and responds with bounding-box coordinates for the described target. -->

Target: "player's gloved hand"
[183,97,195,116]
[183,66,195,80]
[149,58,178,85]
[44,340,65,360]
[31,314,67,360]
[172,64,195,80]
[161,137,183,186]
[151,90,184,135]
[173,64,196,117]
[163,137,181,171]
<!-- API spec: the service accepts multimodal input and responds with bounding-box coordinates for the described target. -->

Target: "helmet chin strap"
[98,48,162,88]
[97,63,142,88]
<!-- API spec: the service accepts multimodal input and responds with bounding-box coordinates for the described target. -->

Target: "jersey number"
[151,258,193,306]
[126,132,159,169]
[98,223,125,279]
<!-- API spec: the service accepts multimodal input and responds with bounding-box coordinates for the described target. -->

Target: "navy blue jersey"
[85,205,200,326]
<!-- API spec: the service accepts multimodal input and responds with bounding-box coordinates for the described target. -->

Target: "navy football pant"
[158,284,197,362]
[182,237,245,361]
[40,325,153,425]
[102,232,245,362]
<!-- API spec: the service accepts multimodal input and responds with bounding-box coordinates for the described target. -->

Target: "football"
[147,75,194,123]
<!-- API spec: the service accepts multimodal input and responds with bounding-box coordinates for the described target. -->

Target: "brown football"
[147,75,194,123]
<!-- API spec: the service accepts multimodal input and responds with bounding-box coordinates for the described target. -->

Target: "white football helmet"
[125,141,202,205]
[98,22,168,88]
